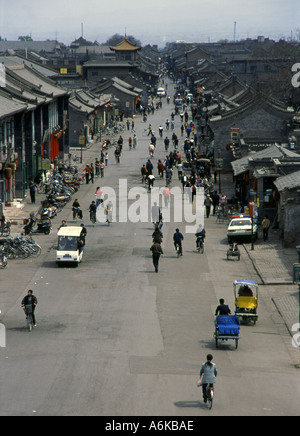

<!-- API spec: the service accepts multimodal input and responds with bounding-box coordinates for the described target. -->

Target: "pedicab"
[234,279,258,324]
[214,315,240,349]
[227,242,240,261]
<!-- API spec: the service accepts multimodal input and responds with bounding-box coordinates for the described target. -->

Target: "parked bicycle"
[3,236,41,259]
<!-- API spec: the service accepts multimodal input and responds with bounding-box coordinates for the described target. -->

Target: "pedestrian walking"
[219,192,227,215]
[90,163,95,184]
[100,161,105,178]
[163,186,171,208]
[29,180,38,204]
[105,152,109,167]
[95,159,100,177]
[83,165,91,184]
[133,134,137,149]
[262,215,271,241]
[191,184,197,203]
[204,194,212,218]
[211,190,219,215]
[150,241,163,273]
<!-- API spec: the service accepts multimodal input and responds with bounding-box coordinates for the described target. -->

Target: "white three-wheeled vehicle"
[56,226,84,267]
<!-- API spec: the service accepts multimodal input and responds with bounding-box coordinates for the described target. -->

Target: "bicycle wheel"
[208,391,213,410]
[27,314,33,332]
[207,386,214,410]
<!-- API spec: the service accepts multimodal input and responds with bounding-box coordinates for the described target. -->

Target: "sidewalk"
[244,229,297,286]
[244,228,300,336]
[3,137,103,233]
[220,172,300,336]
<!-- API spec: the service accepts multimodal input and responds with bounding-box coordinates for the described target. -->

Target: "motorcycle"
[40,202,58,219]
[0,220,11,237]
[24,216,52,236]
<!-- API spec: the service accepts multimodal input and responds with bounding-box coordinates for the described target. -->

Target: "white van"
[56,226,84,267]
[157,87,166,97]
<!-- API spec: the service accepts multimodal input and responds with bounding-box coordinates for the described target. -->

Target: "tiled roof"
[231,145,300,176]
[110,37,141,52]
[0,90,27,119]
[8,64,67,98]
[274,170,300,191]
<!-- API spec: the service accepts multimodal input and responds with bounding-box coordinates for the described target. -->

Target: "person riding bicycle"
[114,147,121,163]
[173,228,184,256]
[215,298,232,316]
[89,201,97,223]
[195,224,206,249]
[165,167,172,186]
[21,290,38,327]
[105,201,113,224]
[200,354,218,404]
[72,199,83,220]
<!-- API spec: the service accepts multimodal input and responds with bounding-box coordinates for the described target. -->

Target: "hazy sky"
[0,0,299,46]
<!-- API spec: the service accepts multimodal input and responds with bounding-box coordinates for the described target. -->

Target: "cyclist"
[72,199,82,220]
[215,298,231,316]
[105,201,113,224]
[165,167,172,186]
[173,228,184,256]
[195,224,206,250]
[89,201,97,223]
[200,354,218,404]
[114,147,121,164]
[21,290,38,327]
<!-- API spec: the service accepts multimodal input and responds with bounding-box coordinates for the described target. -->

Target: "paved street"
[1,78,300,416]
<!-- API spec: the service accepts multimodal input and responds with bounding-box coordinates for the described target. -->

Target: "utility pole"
[234,21,237,42]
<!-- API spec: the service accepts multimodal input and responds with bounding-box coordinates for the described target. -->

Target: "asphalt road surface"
[0,79,300,417]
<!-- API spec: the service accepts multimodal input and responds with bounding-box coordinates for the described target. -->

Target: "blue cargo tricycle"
[214,315,240,349]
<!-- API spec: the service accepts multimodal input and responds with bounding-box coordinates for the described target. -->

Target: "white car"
[227,216,258,242]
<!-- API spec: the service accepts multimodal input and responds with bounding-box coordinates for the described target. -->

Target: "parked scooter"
[23,214,52,236]
[0,220,11,237]
[40,201,58,219]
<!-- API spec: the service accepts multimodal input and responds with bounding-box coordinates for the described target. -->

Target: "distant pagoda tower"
[110,35,141,62]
